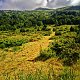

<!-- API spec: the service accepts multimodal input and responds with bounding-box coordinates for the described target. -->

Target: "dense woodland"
[0,9,80,31]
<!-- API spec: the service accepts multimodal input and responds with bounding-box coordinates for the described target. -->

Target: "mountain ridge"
[35,6,80,11]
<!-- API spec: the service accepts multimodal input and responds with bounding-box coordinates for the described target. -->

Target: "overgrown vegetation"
[0,10,80,31]
[2,67,78,80]
[0,39,27,49]
[43,25,80,66]
[0,8,80,80]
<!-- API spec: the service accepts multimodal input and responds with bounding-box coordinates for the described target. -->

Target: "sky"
[0,0,80,10]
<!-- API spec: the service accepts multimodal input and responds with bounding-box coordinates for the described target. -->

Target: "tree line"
[0,10,80,31]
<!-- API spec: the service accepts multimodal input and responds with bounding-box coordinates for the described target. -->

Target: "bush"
[49,41,80,66]
[75,35,80,43]
[55,31,61,36]
[43,31,51,36]
[45,28,51,31]
[0,43,6,49]
[53,28,56,31]
[59,68,76,80]
[70,26,74,32]
[20,28,26,32]
[12,46,20,52]
[42,24,47,30]
[0,39,27,49]
[61,49,79,66]
[78,25,80,28]
[34,48,55,61]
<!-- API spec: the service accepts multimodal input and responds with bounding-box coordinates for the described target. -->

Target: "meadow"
[0,7,80,80]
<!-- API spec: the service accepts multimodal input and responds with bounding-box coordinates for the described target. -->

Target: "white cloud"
[0,0,80,10]
[70,0,80,5]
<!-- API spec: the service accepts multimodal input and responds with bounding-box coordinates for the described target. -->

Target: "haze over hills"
[35,7,52,10]
[0,5,80,11]
[65,6,80,10]
[35,5,80,11]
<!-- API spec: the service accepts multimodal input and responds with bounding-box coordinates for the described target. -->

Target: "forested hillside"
[0,8,80,31]
[66,6,80,10]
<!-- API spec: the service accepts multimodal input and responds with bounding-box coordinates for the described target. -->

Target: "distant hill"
[56,6,80,11]
[35,7,52,10]
[66,6,80,10]
[35,6,80,11]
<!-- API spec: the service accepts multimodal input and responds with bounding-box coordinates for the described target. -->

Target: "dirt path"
[13,32,55,61]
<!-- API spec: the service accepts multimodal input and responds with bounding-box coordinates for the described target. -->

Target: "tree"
[42,24,47,30]
[70,26,74,32]
[37,21,43,26]
[55,20,59,26]
[20,28,26,32]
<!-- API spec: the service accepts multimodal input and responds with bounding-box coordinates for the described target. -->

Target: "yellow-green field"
[0,25,80,80]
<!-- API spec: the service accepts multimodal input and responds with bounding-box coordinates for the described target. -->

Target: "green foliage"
[0,9,80,80]
[0,39,27,49]
[12,46,21,52]
[2,67,77,80]
[0,10,80,31]
[34,48,56,61]
[42,24,47,30]
[0,51,7,61]
[20,28,26,32]
[55,31,62,36]
[75,34,80,43]
[62,49,79,66]
[70,26,74,32]
[37,21,43,26]
[0,43,6,49]
[43,31,51,36]
[50,42,80,66]
[0,11,50,31]
[53,27,56,31]
[59,68,76,80]
[48,25,80,66]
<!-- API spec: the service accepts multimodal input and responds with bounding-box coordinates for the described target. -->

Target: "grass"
[0,31,43,49]
[0,25,80,80]
[12,46,21,52]
[0,27,56,80]
[0,51,7,61]
[33,48,56,62]
[1,67,78,80]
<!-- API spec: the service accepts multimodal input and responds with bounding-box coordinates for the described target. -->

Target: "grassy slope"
[0,25,80,80]
[0,30,62,80]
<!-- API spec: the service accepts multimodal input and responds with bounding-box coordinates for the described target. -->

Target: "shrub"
[53,28,56,31]
[59,68,76,80]
[78,25,80,28]
[43,31,51,36]
[61,49,79,66]
[75,35,80,43]
[12,46,20,52]
[0,43,6,49]
[49,41,80,66]
[20,28,26,32]
[0,39,27,49]
[70,26,74,32]
[55,31,61,36]
[42,24,47,30]
[34,48,55,61]
[45,28,51,31]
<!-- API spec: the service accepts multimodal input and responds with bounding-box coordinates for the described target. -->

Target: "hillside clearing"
[0,32,63,79]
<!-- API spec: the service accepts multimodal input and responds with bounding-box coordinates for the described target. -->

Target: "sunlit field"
[0,7,80,80]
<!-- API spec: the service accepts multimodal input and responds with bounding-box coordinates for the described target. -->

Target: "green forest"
[0,6,80,80]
